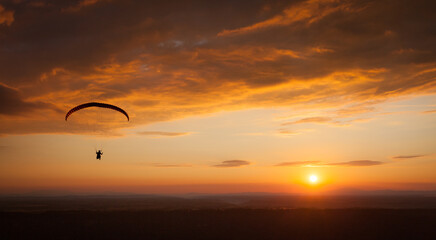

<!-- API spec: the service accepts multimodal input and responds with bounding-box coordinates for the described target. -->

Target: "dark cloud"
[0,4,14,26]
[0,0,275,86]
[392,155,426,159]
[137,131,191,137]
[0,84,54,116]
[62,0,104,12]
[325,160,384,166]
[275,161,320,166]
[213,160,251,168]
[0,0,435,134]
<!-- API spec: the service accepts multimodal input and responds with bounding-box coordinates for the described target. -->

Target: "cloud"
[422,110,436,114]
[335,102,378,117]
[0,5,14,26]
[63,0,104,12]
[213,160,251,168]
[0,84,55,116]
[392,155,426,159]
[0,0,436,134]
[277,128,315,136]
[218,0,349,36]
[281,115,373,127]
[325,160,384,166]
[275,161,320,166]
[149,163,192,168]
[137,131,191,137]
[277,129,301,136]
[274,160,383,167]
[282,117,332,125]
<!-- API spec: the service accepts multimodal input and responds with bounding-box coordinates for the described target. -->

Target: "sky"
[0,0,435,194]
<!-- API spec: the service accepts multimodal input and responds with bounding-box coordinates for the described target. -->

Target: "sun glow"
[309,175,318,183]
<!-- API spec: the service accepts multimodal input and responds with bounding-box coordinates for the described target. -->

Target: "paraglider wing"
[65,102,129,121]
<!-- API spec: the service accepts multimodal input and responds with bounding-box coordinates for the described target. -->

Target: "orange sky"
[0,0,435,194]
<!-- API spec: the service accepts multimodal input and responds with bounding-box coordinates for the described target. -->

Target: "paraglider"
[65,102,129,121]
[65,102,129,160]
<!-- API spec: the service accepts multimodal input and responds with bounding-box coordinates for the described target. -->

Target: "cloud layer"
[276,160,384,167]
[0,0,435,134]
[275,161,320,166]
[325,160,383,166]
[137,131,191,137]
[214,160,251,168]
[392,155,426,159]
[0,84,54,116]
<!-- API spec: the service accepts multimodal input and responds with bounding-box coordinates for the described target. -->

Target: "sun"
[309,174,318,183]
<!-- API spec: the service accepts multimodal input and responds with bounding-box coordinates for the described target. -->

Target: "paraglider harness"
[96,150,103,160]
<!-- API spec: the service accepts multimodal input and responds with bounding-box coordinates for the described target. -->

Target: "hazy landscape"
[1,193,436,239]
[2,191,436,211]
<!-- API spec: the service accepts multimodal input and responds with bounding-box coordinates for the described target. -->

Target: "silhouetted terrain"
[1,194,436,239]
[1,209,436,240]
[1,193,436,211]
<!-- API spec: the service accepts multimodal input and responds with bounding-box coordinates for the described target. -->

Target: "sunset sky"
[0,0,435,194]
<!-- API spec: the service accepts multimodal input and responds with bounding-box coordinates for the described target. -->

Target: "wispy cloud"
[335,102,378,117]
[281,116,373,127]
[137,131,191,137]
[392,155,426,159]
[275,161,320,167]
[325,160,384,166]
[148,163,192,168]
[218,0,350,36]
[282,117,332,126]
[277,129,301,136]
[275,160,383,167]
[422,110,436,114]
[63,0,103,12]
[213,160,251,168]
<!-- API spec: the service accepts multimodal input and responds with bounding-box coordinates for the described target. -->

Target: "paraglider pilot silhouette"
[65,102,129,160]
[96,150,103,160]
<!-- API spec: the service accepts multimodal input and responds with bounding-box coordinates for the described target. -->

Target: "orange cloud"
[0,0,435,135]
[148,163,192,168]
[392,155,426,160]
[275,161,320,166]
[422,110,436,114]
[275,160,384,167]
[218,0,349,36]
[137,131,191,137]
[283,117,332,125]
[63,0,104,12]
[0,83,56,116]
[0,5,14,26]
[324,160,384,166]
[213,160,251,168]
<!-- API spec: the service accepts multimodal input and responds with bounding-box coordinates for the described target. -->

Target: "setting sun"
[309,175,318,184]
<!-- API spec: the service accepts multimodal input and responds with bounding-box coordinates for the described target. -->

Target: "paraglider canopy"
[65,102,129,121]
